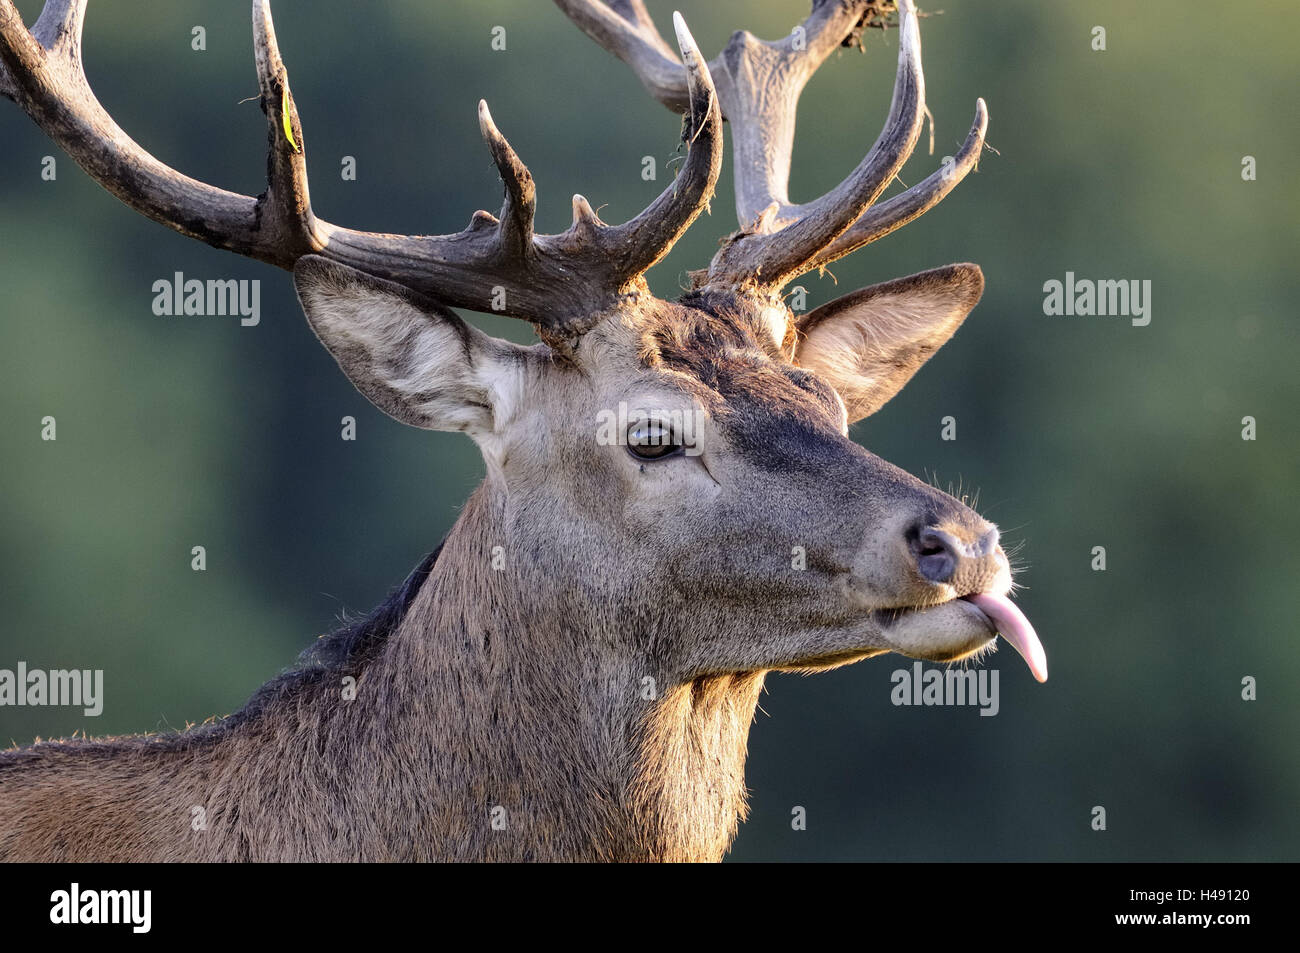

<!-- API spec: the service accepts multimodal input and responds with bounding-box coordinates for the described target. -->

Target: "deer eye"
[627,420,683,460]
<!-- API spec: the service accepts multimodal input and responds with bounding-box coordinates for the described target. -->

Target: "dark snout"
[908,522,1007,593]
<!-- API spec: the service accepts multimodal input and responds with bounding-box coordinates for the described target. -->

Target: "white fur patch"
[298,276,525,441]
[797,289,971,422]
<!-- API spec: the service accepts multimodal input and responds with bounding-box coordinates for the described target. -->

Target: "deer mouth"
[872,593,1048,682]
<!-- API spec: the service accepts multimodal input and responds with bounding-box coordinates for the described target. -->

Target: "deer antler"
[0,1,722,342]
[555,0,987,295]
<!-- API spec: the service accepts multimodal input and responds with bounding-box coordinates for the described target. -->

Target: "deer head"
[0,0,1045,860]
[287,0,1043,683]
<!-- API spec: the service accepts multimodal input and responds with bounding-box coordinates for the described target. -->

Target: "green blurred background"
[1,1,1295,861]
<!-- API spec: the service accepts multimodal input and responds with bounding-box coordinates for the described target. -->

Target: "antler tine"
[591,12,721,281]
[0,4,41,101]
[779,0,879,63]
[1,0,721,343]
[324,13,719,341]
[333,8,716,338]
[708,0,926,291]
[30,0,85,63]
[807,97,987,273]
[0,0,312,262]
[559,1,987,298]
[552,0,690,112]
[252,0,320,257]
[552,0,873,126]
[0,0,86,94]
[718,0,894,234]
[477,101,537,258]
[451,13,717,342]
[555,0,878,232]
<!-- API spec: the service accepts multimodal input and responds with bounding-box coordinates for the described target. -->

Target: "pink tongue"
[965,593,1048,683]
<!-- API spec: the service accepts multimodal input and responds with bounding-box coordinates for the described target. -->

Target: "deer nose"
[911,525,1001,584]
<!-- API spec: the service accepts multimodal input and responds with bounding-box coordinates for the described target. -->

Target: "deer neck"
[346,484,766,861]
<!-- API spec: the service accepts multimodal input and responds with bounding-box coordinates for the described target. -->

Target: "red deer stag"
[0,0,1045,861]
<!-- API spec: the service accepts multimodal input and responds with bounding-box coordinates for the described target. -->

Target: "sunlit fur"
[0,261,1002,861]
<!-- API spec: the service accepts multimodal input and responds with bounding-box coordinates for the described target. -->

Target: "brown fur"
[0,281,998,862]
[0,0,1003,864]
[0,487,760,861]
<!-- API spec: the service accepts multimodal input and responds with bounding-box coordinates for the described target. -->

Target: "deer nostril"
[913,528,958,584]
[916,536,946,557]
[916,552,955,583]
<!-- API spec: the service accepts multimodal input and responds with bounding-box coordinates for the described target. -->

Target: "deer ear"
[293,256,528,436]
[794,264,984,423]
